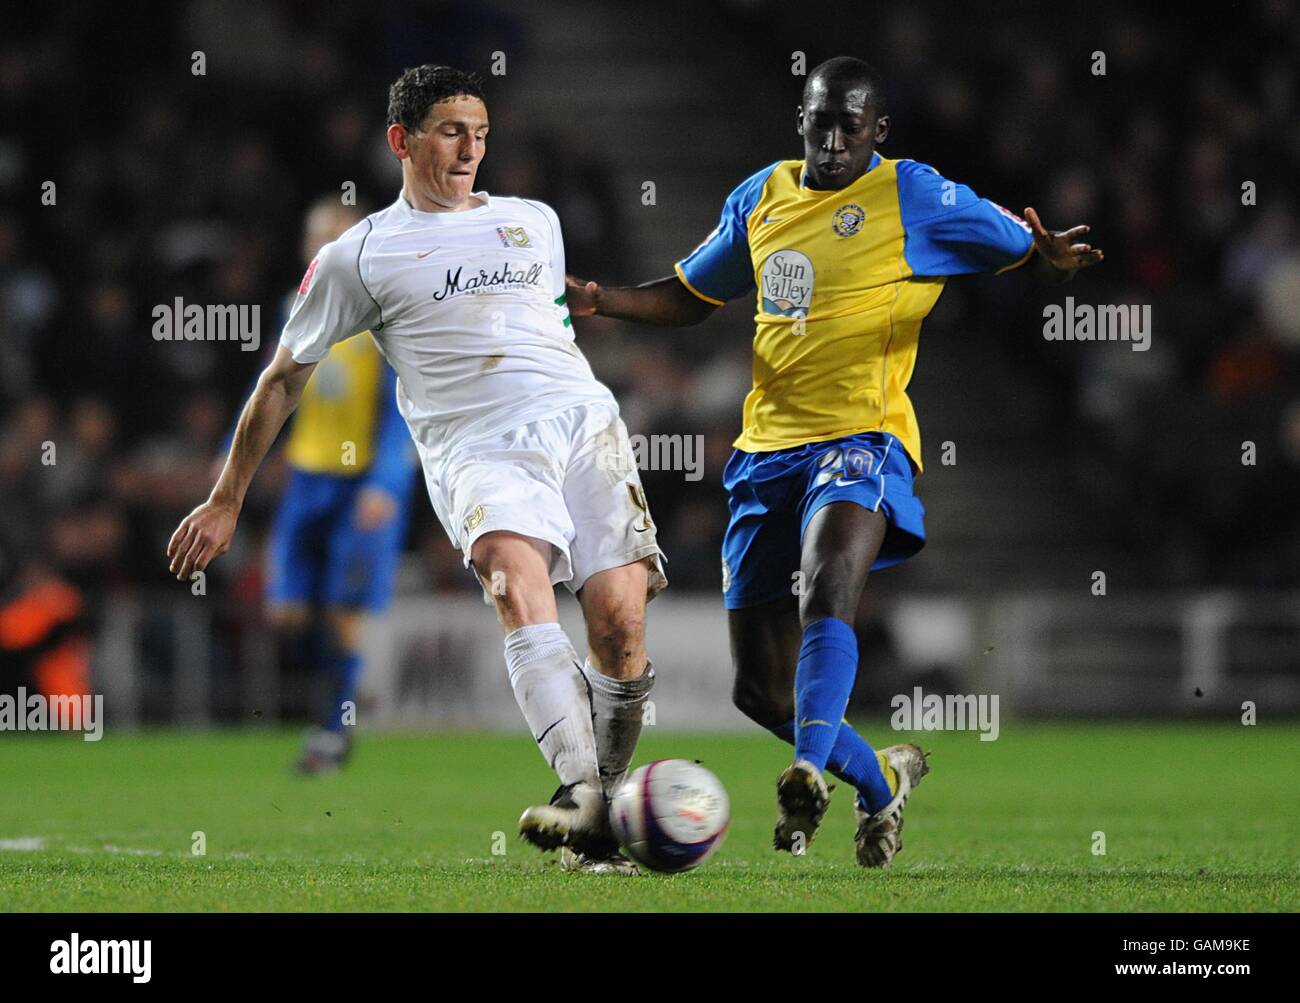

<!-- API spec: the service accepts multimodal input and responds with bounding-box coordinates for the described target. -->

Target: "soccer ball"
[610,759,730,873]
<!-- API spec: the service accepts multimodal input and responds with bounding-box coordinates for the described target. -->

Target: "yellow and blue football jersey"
[676,153,1034,470]
[265,331,418,611]
[285,334,385,475]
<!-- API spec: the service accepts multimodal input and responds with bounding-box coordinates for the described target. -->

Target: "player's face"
[797,81,889,190]
[402,95,489,208]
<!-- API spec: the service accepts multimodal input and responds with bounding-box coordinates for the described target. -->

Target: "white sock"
[581,657,655,798]
[503,623,600,788]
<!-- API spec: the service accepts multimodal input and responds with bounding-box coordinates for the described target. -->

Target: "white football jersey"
[279,192,617,466]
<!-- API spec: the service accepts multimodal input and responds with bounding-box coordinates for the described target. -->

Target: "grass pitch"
[1,723,1296,912]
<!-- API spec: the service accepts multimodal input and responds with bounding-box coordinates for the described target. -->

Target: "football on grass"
[610,759,730,873]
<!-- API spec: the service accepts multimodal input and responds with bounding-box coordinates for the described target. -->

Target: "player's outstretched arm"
[1023,206,1103,284]
[566,274,717,327]
[167,345,317,581]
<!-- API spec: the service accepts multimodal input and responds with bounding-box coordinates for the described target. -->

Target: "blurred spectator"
[0,537,94,702]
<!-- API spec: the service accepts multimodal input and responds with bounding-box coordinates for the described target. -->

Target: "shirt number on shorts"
[813,446,874,487]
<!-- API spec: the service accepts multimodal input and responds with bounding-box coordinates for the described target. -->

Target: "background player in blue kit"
[568,56,1103,866]
[225,198,419,774]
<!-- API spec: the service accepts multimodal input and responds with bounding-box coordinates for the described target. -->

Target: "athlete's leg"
[267,600,323,722]
[561,407,666,807]
[307,485,411,761]
[264,477,338,772]
[766,502,888,849]
[266,601,311,634]
[470,529,601,785]
[267,601,315,685]
[579,559,648,679]
[294,603,364,774]
[471,530,560,630]
[576,558,655,798]
[471,529,614,854]
[729,595,800,727]
[729,591,895,814]
[799,501,885,624]
[791,502,896,812]
[320,604,364,733]
[265,470,328,707]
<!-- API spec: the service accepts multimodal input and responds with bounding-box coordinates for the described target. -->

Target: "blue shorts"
[721,431,926,610]
[266,468,410,612]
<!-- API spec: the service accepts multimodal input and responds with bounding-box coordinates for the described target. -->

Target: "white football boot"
[558,847,640,875]
[773,759,832,853]
[854,744,931,868]
[518,781,620,858]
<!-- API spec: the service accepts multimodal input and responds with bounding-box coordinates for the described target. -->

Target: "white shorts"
[419,402,668,600]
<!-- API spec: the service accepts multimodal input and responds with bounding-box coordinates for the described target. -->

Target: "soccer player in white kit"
[167,65,665,873]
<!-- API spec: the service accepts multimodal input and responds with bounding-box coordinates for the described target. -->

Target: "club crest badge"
[832,203,866,237]
[496,226,531,248]
[298,257,319,294]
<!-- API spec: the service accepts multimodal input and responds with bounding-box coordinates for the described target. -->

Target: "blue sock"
[324,649,362,734]
[831,724,894,814]
[770,717,894,814]
[793,617,859,772]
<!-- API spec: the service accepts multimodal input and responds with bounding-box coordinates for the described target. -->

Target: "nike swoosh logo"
[415,248,439,259]
[533,718,564,744]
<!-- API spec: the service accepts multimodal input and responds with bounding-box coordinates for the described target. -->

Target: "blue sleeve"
[896,160,1035,277]
[361,363,419,500]
[675,162,779,304]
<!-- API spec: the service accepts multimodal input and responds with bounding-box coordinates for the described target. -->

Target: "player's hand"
[167,498,239,582]
[354,486,398,532]
[565,274,602,317]
[1023,207,1104,272]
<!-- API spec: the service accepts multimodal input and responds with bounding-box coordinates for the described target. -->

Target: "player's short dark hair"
[386,64,486,131]
[804,57,888,117]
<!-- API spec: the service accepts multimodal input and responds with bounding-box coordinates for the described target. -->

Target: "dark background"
[1,1,1296,676]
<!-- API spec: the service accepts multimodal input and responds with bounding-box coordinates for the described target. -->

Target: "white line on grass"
[0,837,46,851]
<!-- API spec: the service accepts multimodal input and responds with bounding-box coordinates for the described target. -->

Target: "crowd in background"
[1,0,1297,655]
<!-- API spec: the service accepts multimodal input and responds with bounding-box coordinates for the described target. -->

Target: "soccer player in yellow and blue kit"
[567,57,1102,865]
[227,199,418,773]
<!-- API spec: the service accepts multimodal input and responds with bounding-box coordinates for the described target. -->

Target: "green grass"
[1,723,1297,911]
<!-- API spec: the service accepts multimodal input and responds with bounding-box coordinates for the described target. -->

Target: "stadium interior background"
[2,0,1297,728]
